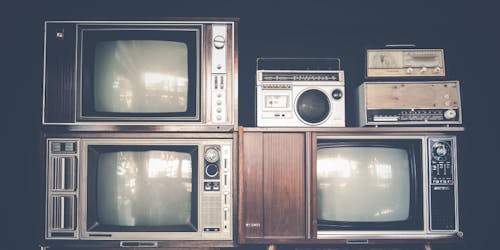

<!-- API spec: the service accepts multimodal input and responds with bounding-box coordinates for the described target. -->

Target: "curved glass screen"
[317,147,410,222]
[97,150,193,227]
[93,40,189,113]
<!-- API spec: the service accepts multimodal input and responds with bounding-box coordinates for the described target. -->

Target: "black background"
[3,0,499,249]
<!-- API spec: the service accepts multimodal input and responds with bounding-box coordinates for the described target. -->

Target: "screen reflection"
[317,147,410,222]
[97,150,192,226]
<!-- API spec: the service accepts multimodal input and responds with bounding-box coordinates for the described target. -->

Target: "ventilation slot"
[52,157,76,191]
[51,196,75,230]
[202,195,221,228]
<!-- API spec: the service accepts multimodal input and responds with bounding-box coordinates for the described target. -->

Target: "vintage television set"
[43,19,237,131]
[43,133,235,247]
[312,134,460,242]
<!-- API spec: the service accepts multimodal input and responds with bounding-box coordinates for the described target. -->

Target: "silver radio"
[256,58,345,127]
[366,48,445,78]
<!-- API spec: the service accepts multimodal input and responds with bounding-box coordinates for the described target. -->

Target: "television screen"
[95,150,194,228]
[93,40,189,113]
[317,146,411,223]
[80,29,199,120]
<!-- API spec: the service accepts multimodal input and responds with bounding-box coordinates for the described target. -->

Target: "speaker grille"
[202,194,221,227]
[51,157,76,191]
[51,196,75,230]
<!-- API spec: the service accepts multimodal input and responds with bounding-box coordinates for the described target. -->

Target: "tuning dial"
[213,35,226,49]
[432,141,450,161]
[444,109,457,120]
[205,147,220,163]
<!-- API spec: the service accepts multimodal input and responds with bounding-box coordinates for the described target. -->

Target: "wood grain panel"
[44,23,76,123]
[239,132,264,238]
[365,82,460,109]
[310,132,318,239]
[263,133,306,238]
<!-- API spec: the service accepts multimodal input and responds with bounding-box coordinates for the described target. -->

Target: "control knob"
[213,35,226,49]
[444,109,457,120]
[432,141,451,161]
[332,89,343,100]
[205,147,220,163]
[205,164,219,178]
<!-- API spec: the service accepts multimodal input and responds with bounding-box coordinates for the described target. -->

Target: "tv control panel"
[211,25,228,124]
[202,144,232,234]
[428,137,457,232]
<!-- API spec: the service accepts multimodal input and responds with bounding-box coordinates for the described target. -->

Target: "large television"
[44,134,235,247]
[42,19,237,131]
[314,135,459,240]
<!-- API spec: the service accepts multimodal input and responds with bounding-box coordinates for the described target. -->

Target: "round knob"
[444,109,457,120]
[332,89,343,100]
[433,142,448,157]
[406,67,414,74]
[420,67,427,73]
[213,35,226,49]
[434,67,442,73]
[205,164,219,177]
[205,147,220,163]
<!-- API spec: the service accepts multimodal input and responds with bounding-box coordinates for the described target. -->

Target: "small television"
[42,19,237,131]
[43,134,234,247]
[314,135,459,240]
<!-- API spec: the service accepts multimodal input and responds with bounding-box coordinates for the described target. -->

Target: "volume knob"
[213,35,226,49]
[444,109,457,120]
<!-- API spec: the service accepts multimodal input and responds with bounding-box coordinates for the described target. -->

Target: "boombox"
[357,81,462,126]
[256,58,345,127]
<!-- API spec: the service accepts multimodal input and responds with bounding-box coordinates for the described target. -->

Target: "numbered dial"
[432,141,451,161]
[205,147,220,163]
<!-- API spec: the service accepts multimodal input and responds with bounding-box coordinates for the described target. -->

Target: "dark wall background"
[3,0,499,249]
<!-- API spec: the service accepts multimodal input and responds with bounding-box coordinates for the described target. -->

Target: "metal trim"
[427,136,459,233]
[77,137,233,240]
[76,26,202,122]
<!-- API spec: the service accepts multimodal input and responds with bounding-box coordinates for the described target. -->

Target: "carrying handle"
[256,57,341,70]
[384,44,417,48]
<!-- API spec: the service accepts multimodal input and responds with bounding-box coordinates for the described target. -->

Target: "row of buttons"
[262,84,292,89]
[214,75,225,90]
[433,179,454,184]
[405,66,442,74]
[204,181,220,191]
[213,75,226,121]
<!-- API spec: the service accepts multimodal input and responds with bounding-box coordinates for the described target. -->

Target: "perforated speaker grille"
[202,194,221,228]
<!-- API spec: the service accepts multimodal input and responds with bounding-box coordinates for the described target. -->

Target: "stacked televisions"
[39,19,464,248]
[252,48,462,242]
[41,19,238,248]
